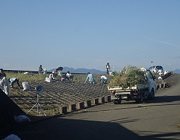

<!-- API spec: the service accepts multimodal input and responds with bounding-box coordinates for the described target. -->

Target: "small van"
[149,66,164,74]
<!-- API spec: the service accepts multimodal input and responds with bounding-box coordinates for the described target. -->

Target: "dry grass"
[6,72,108,84]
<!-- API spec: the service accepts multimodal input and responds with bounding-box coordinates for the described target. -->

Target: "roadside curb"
[59,95,111,114]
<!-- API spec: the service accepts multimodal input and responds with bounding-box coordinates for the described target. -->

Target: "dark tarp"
[0,90,25,137]
[56,67,63,71]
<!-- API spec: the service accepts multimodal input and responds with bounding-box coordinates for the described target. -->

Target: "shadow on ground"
[11,116,180,140]
[1,74,180,140]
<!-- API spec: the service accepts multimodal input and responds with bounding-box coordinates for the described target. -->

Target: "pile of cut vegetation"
[108,66,148,88]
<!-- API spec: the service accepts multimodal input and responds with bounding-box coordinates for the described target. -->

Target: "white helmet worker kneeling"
[100,75,108,84]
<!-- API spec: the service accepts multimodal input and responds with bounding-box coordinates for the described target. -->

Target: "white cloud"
[158,40,178,48]
[171,56,180,59]
[148,38,179,48]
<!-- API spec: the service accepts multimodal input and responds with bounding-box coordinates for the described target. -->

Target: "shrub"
[108,66,147,88]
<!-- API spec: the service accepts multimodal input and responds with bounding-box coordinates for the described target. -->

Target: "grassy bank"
[5,72,109,85]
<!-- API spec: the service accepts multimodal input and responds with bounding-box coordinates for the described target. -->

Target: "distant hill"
[173,69,180,74]
[49,67,106,74]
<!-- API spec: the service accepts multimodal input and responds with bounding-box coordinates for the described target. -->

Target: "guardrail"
[4,69,40,74]
[3,69,87,75]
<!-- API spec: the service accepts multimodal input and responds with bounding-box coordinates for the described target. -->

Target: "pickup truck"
[108,70,157,104]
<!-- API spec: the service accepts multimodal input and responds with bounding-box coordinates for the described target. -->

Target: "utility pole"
[151,61,153,67]
[169,62,172,71]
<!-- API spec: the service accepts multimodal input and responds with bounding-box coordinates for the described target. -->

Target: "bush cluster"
[108,66,147,88]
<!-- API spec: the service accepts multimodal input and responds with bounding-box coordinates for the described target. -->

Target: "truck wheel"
[113,100,117,104]
[149,90,155,100]
[139,94,144,103]
[113,99,121,104]
[117,98,121,104]
[135,94,144,103]
[140,95,144,103]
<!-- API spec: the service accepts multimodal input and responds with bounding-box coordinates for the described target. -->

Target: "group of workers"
[84,72,108,84]
[43,65,109,84]
[43,65,108,84]
[0,63,110,96]
[45,67,74,83]
[0,69,22,96]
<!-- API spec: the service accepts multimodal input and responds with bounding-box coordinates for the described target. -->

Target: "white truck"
[108,70,157,104]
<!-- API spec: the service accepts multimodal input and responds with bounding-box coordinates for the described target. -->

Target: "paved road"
[15,74,180,140]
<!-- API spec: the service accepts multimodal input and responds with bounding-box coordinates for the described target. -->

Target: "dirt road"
[15,74,180,140]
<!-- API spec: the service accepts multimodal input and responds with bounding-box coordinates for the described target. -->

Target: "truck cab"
[146,70,157,94]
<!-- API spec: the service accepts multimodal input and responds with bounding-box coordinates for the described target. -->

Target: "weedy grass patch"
[6,72,47,82]
[6,72,107,84]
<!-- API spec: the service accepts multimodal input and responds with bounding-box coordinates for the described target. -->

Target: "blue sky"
[0,0,180,72]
